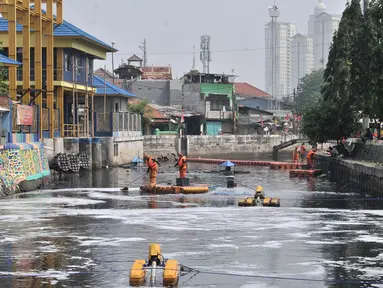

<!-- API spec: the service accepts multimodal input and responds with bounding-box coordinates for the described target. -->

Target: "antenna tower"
[192,46,196,70]
[139,39,148,67]
[200,35,212,74]
[269,2,280,106]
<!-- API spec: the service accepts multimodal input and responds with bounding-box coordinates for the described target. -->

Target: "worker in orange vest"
[144,154,160,185]
[292,147,299,164]
[175,153,187,178]
[306,147,317,170]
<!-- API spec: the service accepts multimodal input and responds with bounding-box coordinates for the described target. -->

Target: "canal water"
[0,152,383,288]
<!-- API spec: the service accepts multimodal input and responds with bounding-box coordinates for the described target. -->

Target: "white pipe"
[150,261,156,284]
[44,146,54,150]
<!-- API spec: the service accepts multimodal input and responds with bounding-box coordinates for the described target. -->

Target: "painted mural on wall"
[0,144,50,194]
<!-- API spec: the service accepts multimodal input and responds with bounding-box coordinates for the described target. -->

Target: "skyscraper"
[265,20,296,99]
[290,33,314,92]
[308,0,341,70]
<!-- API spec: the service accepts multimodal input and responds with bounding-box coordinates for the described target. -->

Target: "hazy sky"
[63,0,348,90]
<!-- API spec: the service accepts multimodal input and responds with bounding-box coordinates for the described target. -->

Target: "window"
[76,57,82,75]
[64,54,71,72]
[208,97,230,111]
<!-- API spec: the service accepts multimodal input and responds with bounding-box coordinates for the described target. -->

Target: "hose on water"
[121,174,147,191]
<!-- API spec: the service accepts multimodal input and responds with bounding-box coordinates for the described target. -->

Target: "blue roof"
[219,161,236,167]
[0,17,116,52]
[93,76,136,98]
[0,54,21,66]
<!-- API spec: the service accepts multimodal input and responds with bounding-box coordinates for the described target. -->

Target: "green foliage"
[128,99,152,128]
[0,44,9,94]
[322,0,363,108]
[295,69,324,114]
[301,97,361,144]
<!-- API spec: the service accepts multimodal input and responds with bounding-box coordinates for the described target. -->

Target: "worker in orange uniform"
[144,154,160,185]
[306,147,317,170]
[292,147,299,164]
[175,153,187,178]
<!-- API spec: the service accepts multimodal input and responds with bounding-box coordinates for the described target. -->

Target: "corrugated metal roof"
[0,54,21,66]
[93,76,136,98]
[0,16,116,52]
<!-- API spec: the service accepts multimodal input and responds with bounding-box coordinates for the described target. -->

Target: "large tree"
[322,0,363,109]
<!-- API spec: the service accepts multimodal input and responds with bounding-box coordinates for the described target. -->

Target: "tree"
[295,69,324,114]
[128,99,153,134]
[322,0,363,109]
[350,2,378,117]
[301,96,361,144]
[0,45,9,94]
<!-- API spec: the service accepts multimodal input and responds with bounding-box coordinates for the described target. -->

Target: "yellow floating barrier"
[140,185,209,195]
[129,260,146,286]
[163,259,179,286]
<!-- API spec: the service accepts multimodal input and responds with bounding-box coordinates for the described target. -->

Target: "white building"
[265,21,296,99]
[308,0,341,70]
[290,33,314,92]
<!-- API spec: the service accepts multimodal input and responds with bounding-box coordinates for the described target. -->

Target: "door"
[206,121,222,136]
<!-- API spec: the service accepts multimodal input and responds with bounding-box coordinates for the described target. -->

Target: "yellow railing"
[42,108,49,131]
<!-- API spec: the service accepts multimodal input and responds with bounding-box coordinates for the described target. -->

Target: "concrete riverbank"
[143,134,296,159]
[316,139,383,196]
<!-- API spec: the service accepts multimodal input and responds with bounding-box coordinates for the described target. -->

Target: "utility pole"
[192,46,196,71]
[111,41,116,84]
[139,39,148,67]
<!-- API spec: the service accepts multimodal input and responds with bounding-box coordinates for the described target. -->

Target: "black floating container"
[176,178,190,187]
[227,176,235,188]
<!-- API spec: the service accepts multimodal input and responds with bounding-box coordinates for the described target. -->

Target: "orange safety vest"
[306,150,315,161]
[146,157,158,170]
[300,145,306,154]
[293,150,299,161]
[178,156,187,169]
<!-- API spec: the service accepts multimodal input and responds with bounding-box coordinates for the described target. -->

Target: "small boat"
[238,186,280,207]
[130,244,197,287]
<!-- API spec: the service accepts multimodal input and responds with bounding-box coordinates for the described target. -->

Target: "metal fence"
[96,112,141,132]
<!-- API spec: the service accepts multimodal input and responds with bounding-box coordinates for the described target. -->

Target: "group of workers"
[143,153,187,185]
[292,143,317,170]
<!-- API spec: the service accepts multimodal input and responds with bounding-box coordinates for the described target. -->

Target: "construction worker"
[144,154,160,185]
[306,147,317,170]
[175,153,187,178]
[292,147,299,164]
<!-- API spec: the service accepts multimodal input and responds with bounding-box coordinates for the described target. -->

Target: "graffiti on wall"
[0,145,50,194]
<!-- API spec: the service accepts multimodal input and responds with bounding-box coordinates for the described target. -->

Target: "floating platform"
[140,185,209,194]
[269,162,303,170]
[289,169,322,178]
[238,197,280,207]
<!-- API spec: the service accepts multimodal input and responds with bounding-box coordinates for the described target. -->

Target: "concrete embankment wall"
[186,135,288,157]
[46,137,144,169]
[143,135,292,158]
[317,141,383,195]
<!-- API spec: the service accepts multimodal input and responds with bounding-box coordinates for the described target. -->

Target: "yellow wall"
[0,32,110,59]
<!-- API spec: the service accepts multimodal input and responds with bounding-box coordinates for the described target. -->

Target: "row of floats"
[188,157,322,178]
[140,185,209,194]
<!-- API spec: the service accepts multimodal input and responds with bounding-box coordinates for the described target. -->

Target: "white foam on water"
[208,244,239,249]
[356,235,383,244]
[77,236,146,247]
[306,240,345,245]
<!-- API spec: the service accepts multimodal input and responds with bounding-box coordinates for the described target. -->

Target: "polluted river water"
[0,153,383,288]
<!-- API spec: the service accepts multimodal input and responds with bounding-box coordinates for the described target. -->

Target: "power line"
[114,42,333,57]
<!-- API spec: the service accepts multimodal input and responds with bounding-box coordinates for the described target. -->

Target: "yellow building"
[0,1,116,141]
